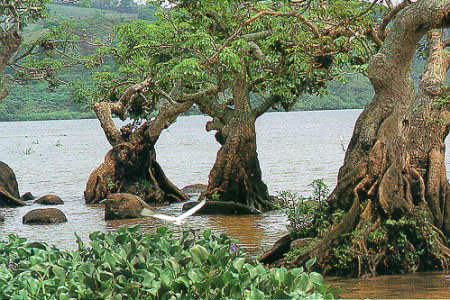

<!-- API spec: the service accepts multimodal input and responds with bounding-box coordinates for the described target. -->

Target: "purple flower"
[230,244,238,254]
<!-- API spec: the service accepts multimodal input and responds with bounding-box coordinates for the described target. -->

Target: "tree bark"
[200,73,274,211]
[84,99,190,204]
[262,0,450,276]
[407,29,450,237]
[0,28,22,101]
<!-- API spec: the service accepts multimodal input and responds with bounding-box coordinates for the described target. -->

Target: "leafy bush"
[276,179,344,239]
[0,226,340,299]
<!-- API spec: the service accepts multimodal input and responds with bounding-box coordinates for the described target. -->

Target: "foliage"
[278,181,449,276]
[1,3,138,121]
[97,0,377,121]
[0,226,340,299]
[276,179,344,239]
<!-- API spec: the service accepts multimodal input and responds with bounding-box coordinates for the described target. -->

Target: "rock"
[20,192,35,201]
[182,201,261,215]
[105,193,152,220]
[0,215,4,222]
[35,195,64,205]
[0,161,26,207]
[181,184,208,196]
[23,208,68,225]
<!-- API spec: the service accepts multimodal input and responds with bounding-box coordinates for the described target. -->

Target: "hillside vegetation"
[0,4,139,122]
[0,4,427,122]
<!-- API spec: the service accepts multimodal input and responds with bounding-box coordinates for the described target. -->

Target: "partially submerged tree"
[112,0,374,210]
[83,79,195,204]
[262,0,450,276]
[79,24,219,204]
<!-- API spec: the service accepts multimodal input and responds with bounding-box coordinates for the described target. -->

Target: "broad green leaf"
[189,245,209,265]
[232,257,246,272]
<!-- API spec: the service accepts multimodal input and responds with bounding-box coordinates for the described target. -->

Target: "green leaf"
[274,267,287,283]
[53,265,66,281]
[202,230,211,239]
[305,257,317,270]
[30,264,46,273]
[80,262,95,275]
[294,272,310,291]
[188,269,204,282]
[232,257,246,272]
[309,272,323,285]
[189,245,209,265]
[244,289,265,299]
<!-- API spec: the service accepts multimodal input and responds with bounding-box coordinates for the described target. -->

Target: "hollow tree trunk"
[85,98,190,205]
[262,0,450,276]
[202,75,274,211]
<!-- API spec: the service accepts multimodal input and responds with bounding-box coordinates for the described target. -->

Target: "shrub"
[0,226,340,299]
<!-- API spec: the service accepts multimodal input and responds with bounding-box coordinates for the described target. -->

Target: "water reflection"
[328,271,450,299]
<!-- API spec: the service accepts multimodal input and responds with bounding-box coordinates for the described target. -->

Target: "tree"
[77,24,219,204]
[0,0,51,101]
[111,0,374,210]
[83,79,195,204]
[262,0,450,276]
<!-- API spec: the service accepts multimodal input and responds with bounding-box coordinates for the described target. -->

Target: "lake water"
[0,110,449,298]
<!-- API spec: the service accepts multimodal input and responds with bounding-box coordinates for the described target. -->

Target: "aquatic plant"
[23,148,33,155]
[0,226,339,299]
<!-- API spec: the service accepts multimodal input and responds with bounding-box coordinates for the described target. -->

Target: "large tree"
[262,0,450,276]
[75,18,221,204]
[112,0,374,211]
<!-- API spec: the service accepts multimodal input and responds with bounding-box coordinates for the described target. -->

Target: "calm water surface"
[1,110,449,298]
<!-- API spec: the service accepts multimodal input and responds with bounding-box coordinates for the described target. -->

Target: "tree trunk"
[407,30,450,237]
[262,0,450,276]
[84,100,190,204]
[201,75,274,211]
[0,27,22,101]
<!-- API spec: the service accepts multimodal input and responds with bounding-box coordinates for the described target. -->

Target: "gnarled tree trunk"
[85,96,190,205]
[262,0,450,276]
[204,112,273,211]
[407,29,450,237]
[201,75,274,211]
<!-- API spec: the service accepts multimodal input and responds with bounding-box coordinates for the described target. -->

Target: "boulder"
[181,184,208,196]
[23,208,67,224]
[105,193,152,220]
[35,194,64,205]
[182,201,261,215]
[20,192,35,201]
[0,161,26,207]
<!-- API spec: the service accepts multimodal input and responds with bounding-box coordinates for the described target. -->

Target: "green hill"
[0,3,139,122]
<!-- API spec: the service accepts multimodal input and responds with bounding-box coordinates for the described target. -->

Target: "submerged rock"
[105,193,152,220]
[181,184,208,196]
[0,215,4,222]
[0,161,26,207]
[182,201,261,215]
[23,208,68,224]
[20,192,35,201]
[35,194,64,205]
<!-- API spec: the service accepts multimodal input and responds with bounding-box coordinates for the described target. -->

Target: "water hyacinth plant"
[0,226,340,299]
